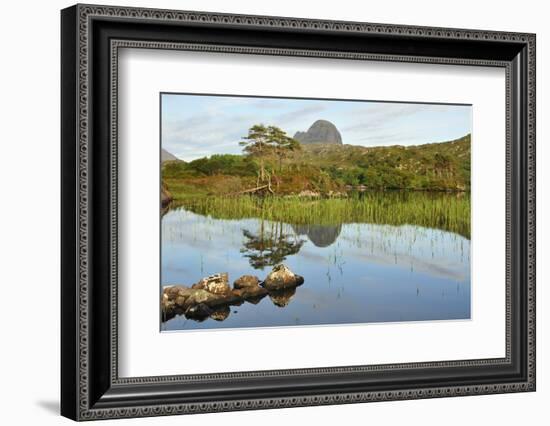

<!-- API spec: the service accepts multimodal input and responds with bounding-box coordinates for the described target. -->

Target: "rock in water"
[184,289,220,307]
[293,120,342,145]
[233,275,268,303]
[233,286,268,302]
[193,273,231,295]
[162,269,304,322]
[234,275,260,289]
[262,264,304,291]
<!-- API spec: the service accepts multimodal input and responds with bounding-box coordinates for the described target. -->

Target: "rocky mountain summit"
[294,119,343,145]
[161,148,179,162]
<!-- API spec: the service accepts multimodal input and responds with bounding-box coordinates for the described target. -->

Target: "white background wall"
[0,0,547,424]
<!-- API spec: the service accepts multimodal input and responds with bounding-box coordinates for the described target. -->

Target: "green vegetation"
[239,124,301,173]
[163,128,471,198]
[161,125,471,238]
[174,192,470,239]
[163,154,258,179]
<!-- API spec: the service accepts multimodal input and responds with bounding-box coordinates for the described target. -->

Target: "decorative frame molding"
[61,4,535,421]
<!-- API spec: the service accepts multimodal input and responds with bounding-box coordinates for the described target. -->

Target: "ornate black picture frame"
[61,4,536,421]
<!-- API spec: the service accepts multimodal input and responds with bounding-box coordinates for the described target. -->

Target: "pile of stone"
[161,264,304,322]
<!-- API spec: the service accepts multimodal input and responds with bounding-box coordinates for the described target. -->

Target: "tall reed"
[172,192,471,239]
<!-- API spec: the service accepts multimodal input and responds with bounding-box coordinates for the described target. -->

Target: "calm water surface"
[161,200,470,331]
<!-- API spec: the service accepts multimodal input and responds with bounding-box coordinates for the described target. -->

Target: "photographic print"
[160,93,472,331]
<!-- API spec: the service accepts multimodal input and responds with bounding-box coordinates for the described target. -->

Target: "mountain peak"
[294,120,342,145]
[161,148,179,162]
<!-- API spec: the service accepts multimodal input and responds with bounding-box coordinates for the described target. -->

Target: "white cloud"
[162,95,470,159]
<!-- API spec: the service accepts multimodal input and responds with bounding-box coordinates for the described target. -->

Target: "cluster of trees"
[239,124,301,180]
[239,124,299,155]
[327,165,412,189]
[319,136,470,191]
[326,154,467,190]
[163,124,299,181]
[163,154,258,178]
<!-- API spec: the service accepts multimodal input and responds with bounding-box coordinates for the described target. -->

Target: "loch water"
[161,194,471,331]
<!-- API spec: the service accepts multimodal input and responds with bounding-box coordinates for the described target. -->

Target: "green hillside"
[162,134,470,199]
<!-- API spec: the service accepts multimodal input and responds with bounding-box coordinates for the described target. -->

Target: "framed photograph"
[61,4,536,420]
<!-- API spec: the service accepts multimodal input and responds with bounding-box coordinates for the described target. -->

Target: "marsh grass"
[172,192,470,239]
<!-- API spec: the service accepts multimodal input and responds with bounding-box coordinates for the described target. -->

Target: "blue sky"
[161,93,471,161]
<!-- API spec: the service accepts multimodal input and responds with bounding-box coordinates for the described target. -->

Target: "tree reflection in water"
[240,219,305,270]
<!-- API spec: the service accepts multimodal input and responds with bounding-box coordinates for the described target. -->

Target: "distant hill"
[294,120,342,145]
[300,135,470,171]
[161,148,179,163]
[302,134,470,191]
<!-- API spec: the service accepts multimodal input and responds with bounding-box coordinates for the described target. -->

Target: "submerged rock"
[234,275,260,289]
[233,286,268,302]
[185,303,212,321]
[243,294,267,305]
[262,264,304,291]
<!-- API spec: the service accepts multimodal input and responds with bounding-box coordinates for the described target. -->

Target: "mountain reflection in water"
[292,224,342,248]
